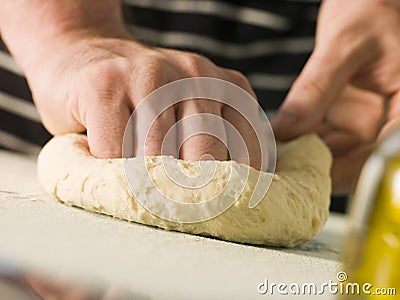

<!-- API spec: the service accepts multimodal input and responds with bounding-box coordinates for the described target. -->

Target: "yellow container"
[343,128,400,299]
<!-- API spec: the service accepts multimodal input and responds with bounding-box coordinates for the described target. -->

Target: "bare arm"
[0,0,261,170]
[0,0,129,72]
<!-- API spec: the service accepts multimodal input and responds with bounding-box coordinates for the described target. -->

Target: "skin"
[0,0,260,168]
[1,0,399,194]
[5,273,128,300]
[273,0,400,193]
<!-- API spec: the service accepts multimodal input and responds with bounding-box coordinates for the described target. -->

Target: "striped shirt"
[0,0,320,155]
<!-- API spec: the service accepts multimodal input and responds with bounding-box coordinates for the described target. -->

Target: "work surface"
[0,150,346,299]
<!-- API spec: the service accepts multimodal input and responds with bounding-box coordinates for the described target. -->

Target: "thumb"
[272,49,354,140]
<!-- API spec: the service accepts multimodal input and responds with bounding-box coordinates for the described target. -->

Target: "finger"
[85,98,131,158]
[272,50,355,140]
[222,104,261,170]
[321,130,363,156]
[134,104,177,157]
[74,68,133,159]
[33,84,86,135]
[379,116,400,141]
[222,68,258,100]
[130,74,178,157]
[325,86,384,142]
[379,90,400,140]
[176,99,228,161]
[221,69,265,169]
[331,144,373,195]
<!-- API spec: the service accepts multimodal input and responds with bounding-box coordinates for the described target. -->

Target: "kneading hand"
[273,0,400,193]
[26,35,260,166]
[0,0,261,168]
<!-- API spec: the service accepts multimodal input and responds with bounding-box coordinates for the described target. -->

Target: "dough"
[37,134,332,247]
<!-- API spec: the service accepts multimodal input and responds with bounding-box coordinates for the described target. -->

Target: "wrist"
[0,0,131,72]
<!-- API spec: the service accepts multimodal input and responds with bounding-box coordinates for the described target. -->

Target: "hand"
[272,0,400,192]
[23,273,132,300]
[315,86,385,194]
[0,1,261,167]
[25,34,261,167]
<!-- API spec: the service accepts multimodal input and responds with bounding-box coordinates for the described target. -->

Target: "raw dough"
[37,134,332,247]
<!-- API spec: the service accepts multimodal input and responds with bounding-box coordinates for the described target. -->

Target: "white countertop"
[0,150,347,299]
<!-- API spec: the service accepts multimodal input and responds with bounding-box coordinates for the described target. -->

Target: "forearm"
[0,0,128,71]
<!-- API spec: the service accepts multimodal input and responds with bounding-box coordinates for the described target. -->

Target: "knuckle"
[181,53,212,75]
[76,62,131,113]
[290,78,327,116]
[137,52,164,72]
[225,69,257,100]
[302,79,326,101]
[136,58,156,78]
[90,57,131,80]
[81,57,131,93]
[135,53,169,92]
[229,69,251,87]
[229,69,245,80]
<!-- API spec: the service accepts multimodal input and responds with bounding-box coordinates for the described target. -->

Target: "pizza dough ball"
[37,133,331,247]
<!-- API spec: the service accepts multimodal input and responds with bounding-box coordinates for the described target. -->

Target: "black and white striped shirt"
[0,0,320,154]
